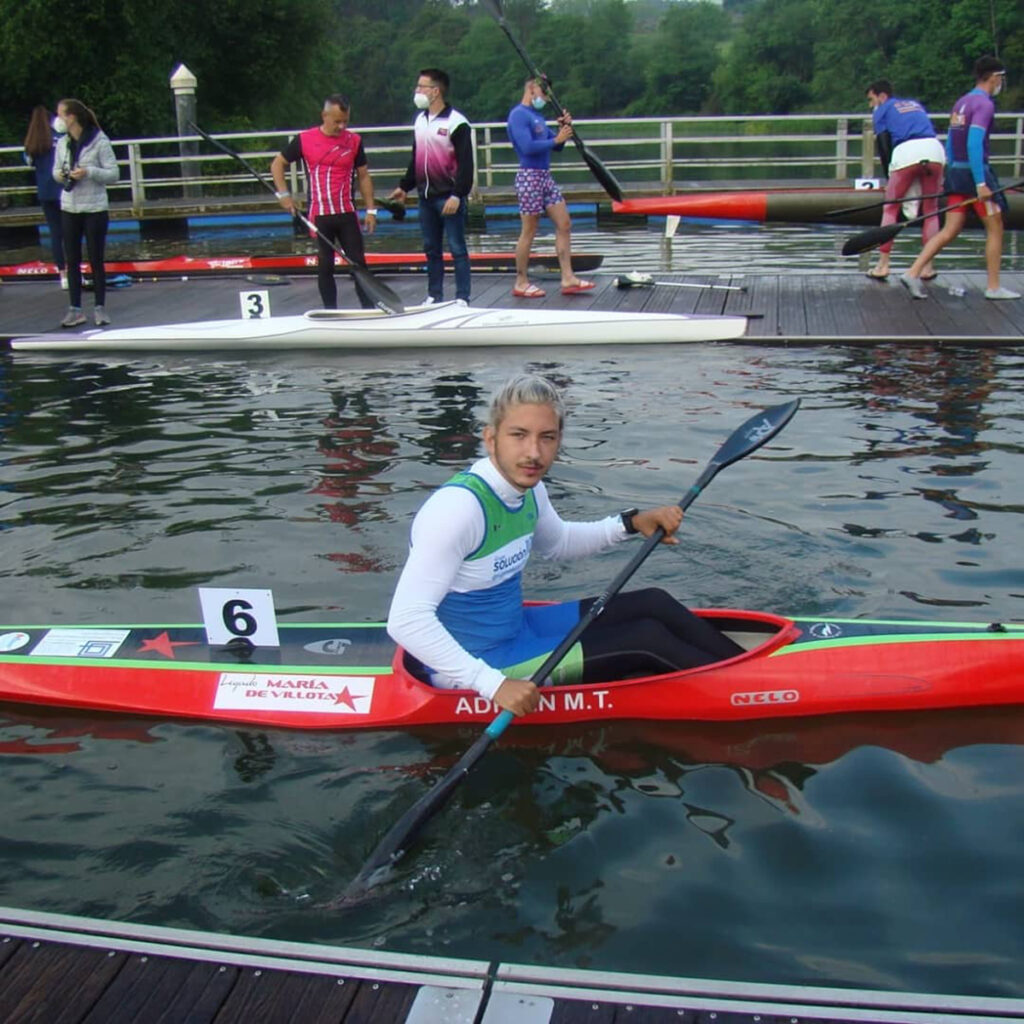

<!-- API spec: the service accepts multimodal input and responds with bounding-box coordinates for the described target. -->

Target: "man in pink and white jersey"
[271,95,378,309]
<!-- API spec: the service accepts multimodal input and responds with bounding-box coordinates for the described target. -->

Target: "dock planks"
[1,907,1023,1023]
[2,270,1023,347]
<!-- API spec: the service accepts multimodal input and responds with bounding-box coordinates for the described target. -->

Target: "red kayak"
[613,189,1024,228]
[0,251,603,282]
[1,611,1021,731]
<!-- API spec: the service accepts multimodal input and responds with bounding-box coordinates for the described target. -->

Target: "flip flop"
[920,271,938,281]
[865,269,889,281]
[561,280,595,295]
[512,283,546,298]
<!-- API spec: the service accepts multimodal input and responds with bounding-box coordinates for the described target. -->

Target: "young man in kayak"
[900,56,1019,301]
[387,374,743,716]
[507,77,593,298]
[270,95,377,310]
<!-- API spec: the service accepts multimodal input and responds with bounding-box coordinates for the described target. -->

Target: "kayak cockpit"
[393,609,796,690]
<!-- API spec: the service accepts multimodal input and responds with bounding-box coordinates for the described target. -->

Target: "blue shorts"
[485,600,582,683]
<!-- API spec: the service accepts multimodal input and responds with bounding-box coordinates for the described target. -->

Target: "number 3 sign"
[199,587,280,647]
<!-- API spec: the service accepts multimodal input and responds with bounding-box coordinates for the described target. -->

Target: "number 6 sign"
[199,587,280,647]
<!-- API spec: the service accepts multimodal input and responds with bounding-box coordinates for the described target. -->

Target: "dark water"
[2,224,1024,998]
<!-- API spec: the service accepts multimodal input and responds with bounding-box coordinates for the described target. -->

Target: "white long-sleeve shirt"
[387,457,628,698]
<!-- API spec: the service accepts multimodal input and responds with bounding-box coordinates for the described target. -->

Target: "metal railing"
[2,112,1022,218]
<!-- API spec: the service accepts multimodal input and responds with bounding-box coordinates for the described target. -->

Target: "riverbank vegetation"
[1,0,1020,140]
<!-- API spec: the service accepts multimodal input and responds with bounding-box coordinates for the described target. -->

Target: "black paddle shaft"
[842,177,1024,256]
[189,123,405,315]
[481,0,624,202]
[345,398,801,895]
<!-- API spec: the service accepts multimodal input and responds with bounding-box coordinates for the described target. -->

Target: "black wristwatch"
[619,508,640,535]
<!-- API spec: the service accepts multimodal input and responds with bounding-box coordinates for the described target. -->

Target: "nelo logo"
[730,689,800,707]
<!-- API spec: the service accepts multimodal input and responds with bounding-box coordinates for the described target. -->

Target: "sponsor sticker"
[214,673,374,714]
[730,689,800,707]
[0,632,31,653]
[30,629,130,659]
[809,622,844,639]
[303,638,353,656]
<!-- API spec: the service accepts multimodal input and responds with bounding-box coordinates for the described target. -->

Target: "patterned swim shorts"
[515,167,564,215]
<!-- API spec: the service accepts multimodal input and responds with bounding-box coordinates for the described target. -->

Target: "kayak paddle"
[189,123,406,315]
[841,177,1024,256]
[346,398,801,895]
[480,0,624,203]
[616,271,746,293]
[825,189,950,218]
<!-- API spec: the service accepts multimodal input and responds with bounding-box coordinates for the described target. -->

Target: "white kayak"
[10,301,748,352]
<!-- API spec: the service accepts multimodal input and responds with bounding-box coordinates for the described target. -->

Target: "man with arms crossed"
[388,375,742,717]
[900,56,1019,301]
[271,94,377,309]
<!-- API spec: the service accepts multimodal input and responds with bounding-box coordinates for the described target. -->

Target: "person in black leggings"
[53,99,119,328]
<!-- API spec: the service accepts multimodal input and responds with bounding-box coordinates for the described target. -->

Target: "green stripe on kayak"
[773,630,1023,656]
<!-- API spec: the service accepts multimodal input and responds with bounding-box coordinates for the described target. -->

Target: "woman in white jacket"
[53,99,119,327]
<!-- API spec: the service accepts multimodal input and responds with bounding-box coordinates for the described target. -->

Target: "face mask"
[531,96,547,111]
[413,92,430,110]
[993,75,1004,96]
[52,116,67,134]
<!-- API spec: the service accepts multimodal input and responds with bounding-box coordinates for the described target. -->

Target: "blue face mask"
[531,96,547,111]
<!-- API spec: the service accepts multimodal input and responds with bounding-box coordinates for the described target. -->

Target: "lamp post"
[170,63,201,199]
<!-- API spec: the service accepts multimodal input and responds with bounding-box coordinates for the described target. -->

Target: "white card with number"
[240,290,271,319]
[199,587,280,647]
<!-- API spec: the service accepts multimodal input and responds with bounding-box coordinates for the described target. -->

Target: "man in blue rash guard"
[387,374,743,717]
[506,78,594,298]
[901,55,1019,301]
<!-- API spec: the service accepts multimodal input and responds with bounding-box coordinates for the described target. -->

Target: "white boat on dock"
[10,301,748,353]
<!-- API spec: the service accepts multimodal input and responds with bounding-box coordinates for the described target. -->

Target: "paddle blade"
[575,138,624,202]
[346,731,496,896]
[841,223,903,256]
[707,399,801,474]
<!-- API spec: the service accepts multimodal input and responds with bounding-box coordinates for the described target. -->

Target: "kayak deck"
[1,613,1022,730]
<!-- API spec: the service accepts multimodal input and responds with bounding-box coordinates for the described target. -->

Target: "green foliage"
[0,0,1021,143]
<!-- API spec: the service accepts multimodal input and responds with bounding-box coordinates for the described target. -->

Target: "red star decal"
[334,685,360,710]
[138,631,200,660]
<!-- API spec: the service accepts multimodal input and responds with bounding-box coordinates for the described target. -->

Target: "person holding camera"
[53,99,119,327]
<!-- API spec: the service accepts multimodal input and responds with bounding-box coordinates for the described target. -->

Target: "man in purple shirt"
[900,56,1018,301]
[506,77,593,298]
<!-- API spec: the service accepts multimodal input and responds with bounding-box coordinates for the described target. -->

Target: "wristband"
[366,208,378,216]
[274,190,290,199]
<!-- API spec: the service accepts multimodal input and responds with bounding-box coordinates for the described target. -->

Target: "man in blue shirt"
[506,77,593,298]
[900,56,1018,301]
[865,80,945,282]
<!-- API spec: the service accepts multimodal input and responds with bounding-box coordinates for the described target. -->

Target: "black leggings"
[315,212,372,309]
[577,587,744,684]
[62,209,108,307]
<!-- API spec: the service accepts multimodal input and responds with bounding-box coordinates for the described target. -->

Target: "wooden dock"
[2,905,1021,1023]
[2,269,1023,346]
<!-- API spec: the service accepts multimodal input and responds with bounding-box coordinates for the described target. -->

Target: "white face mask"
[52,116,67,134]
[413,91,430,110]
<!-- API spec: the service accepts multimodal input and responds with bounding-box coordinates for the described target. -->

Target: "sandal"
[561,280,595,295]
[512,283,546,298]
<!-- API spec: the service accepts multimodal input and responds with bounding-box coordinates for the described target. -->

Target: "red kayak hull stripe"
[0,252,603,281]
